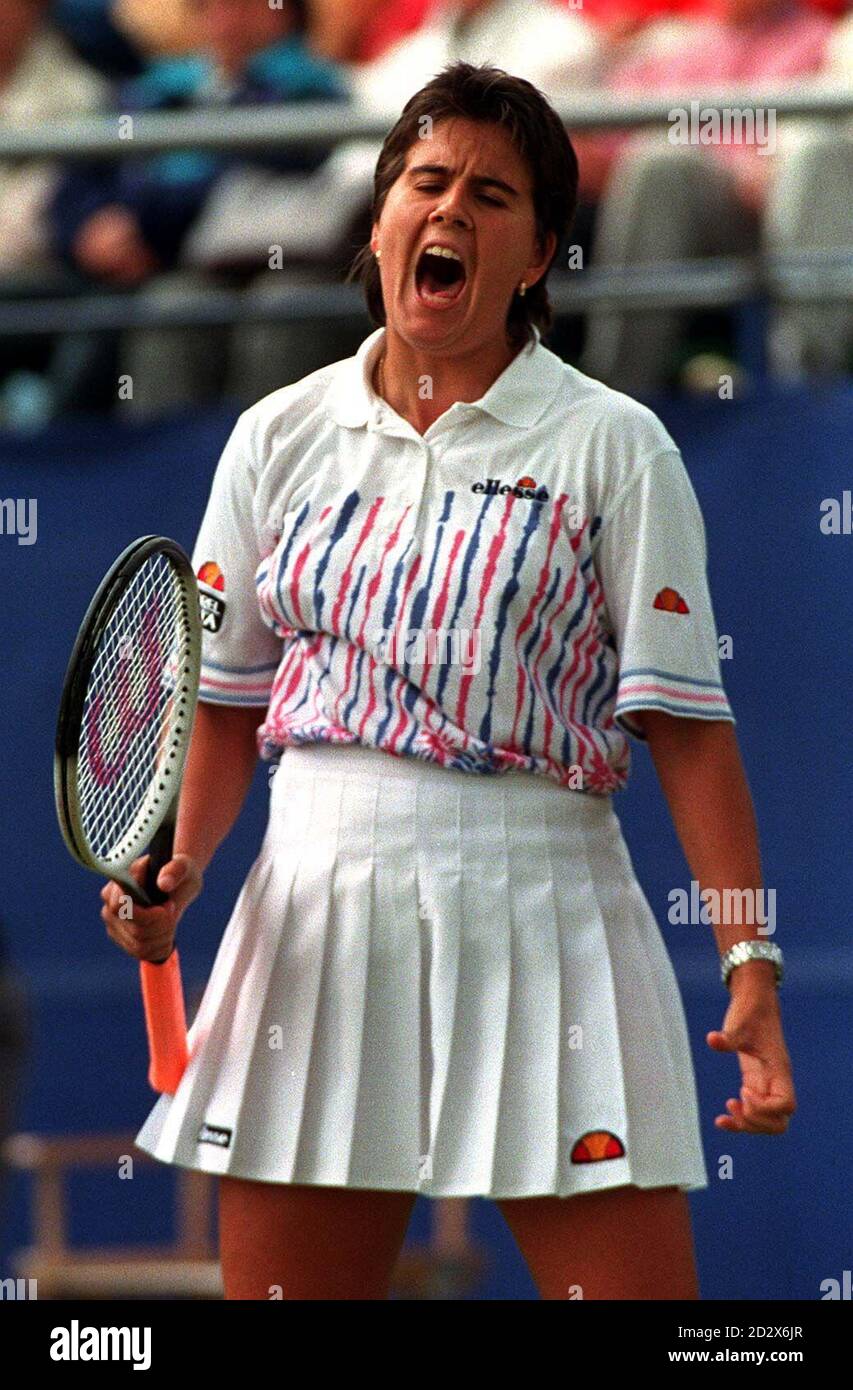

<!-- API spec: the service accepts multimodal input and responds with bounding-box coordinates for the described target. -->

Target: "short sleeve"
[593,449,735,741]
[190,415,282,707]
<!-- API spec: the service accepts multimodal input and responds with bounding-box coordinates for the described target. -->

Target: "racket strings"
[77,554,193,862]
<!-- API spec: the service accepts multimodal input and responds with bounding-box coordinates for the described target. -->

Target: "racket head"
[54,536,201,895]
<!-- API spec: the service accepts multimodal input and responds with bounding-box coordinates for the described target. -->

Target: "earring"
[375,248,382,261]
[518,281,527,297]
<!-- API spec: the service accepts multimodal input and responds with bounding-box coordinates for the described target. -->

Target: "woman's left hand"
[706,980,796,1134]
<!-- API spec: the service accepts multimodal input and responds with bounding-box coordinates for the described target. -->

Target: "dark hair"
[347,61,578,351]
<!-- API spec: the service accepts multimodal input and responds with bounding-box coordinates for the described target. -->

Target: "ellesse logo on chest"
[472,475,549,501]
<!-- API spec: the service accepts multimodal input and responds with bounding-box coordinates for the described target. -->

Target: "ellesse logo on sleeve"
[653,587,690,614]
[197,561,227,632]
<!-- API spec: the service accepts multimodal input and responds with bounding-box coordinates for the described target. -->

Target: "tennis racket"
[54,536,202,1094]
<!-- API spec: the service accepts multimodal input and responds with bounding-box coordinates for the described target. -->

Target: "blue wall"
[1,380,851,1298]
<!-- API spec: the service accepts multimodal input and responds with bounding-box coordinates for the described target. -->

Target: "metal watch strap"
[720,940,784,989]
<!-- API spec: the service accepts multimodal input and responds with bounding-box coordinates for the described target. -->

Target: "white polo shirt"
[190,324,734,795]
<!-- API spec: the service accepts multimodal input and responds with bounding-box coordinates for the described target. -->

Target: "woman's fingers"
[99,855,201,962]
[153,854,203,913]
[714,1108,789,1135]
[741,1083,794,1112]
[713,1075,796,1134]
[708,999,797,1136]
[101,899,176,961]
[156,860,183,893]
[101,862,177,962]
[154,855,189,897]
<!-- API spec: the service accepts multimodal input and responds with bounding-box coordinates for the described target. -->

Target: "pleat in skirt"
[134,742,709,1199]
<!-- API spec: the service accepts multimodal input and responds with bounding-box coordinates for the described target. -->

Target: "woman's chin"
[387,280,471,343]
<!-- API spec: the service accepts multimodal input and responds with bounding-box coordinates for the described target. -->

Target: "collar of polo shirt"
[326,324,566,431]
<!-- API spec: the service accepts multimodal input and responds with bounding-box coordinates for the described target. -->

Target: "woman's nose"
[430,193,471,228]
[430,202,472,227]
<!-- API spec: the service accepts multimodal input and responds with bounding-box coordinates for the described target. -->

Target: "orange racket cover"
[139,950,189,1094]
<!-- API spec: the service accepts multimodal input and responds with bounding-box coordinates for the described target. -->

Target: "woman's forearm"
[637,712,778,994]
[173,702,264,874]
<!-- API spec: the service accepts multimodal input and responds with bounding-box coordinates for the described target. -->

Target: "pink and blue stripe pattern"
[245,479,670,794]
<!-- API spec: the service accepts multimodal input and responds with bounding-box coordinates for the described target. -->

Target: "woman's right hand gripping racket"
[54,536,202,1094]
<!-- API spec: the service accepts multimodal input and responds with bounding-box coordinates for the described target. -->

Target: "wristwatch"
[720,940,784,989]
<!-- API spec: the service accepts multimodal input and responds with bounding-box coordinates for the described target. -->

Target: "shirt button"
[418,901,430,921]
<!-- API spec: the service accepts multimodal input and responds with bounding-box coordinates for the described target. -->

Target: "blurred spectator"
[576,0,848,391]
[823,0,853,79]
[763,0,853,379]
[561,0,716,43]
[52,0,348,283]
[580,0,836,207]
[48,0,353,416]
[51,0,144,78]
[0,0,107,274]
[310,0,434,62]
[349,0,604,114]
[0,0,109,428]
[111,0,199,59]
[804,0,848,13]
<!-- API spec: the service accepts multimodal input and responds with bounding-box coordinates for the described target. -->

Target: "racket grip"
[143,819,175,905]
[139,950,188,1095]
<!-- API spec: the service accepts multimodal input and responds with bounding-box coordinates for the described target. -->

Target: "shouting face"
[370,116,556,360]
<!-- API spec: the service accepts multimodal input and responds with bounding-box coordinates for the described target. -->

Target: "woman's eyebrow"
[406,163,520,199]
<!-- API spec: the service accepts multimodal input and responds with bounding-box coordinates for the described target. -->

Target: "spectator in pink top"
[578,0,847,391]
[578,0,835,206]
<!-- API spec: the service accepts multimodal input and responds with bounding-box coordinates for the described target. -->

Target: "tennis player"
[102,61,796,1301]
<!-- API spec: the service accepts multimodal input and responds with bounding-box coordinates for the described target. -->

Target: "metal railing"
[0,253,850,337]
[0,86,849,161]
[0,88,850,332]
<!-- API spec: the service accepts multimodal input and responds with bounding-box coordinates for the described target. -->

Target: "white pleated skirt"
[134,742,709,1199]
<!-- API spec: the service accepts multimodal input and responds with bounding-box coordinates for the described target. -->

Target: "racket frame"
[54,535,201,912]
[54,535,202,1093]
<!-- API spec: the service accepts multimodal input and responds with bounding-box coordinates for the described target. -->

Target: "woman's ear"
[528,229,558,287]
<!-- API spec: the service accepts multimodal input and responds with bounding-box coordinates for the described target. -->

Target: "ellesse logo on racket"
[197,561,226,633]
[198,1122,232,1149]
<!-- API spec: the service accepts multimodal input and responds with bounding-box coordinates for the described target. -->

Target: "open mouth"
[415,247,468,304]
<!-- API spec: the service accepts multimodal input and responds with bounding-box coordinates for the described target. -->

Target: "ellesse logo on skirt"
[570,1129,626,1163]
[197,1122,232,1148]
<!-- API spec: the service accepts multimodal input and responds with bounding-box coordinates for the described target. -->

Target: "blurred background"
[0,0,851,1299]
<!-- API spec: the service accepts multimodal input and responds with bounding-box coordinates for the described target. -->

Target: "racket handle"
[139,950,189,1095]
[143,819,175,906]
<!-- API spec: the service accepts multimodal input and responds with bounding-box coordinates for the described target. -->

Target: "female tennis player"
[101,61,796,1301]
